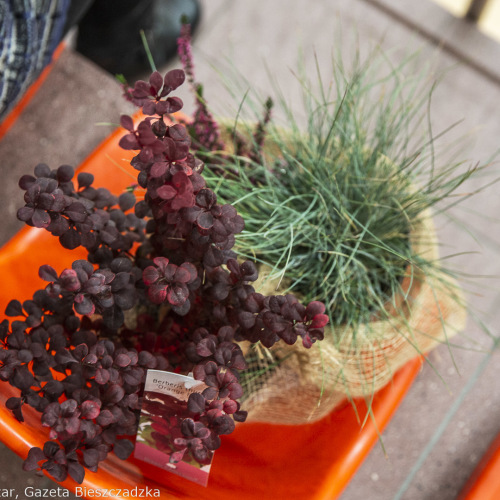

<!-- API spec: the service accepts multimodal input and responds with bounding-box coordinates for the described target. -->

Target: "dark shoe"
[76,0,201,78]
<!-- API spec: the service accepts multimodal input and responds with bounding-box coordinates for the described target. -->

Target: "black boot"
[76,0,201,78]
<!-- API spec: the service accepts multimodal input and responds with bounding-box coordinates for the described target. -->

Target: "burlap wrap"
[240,211,467,424]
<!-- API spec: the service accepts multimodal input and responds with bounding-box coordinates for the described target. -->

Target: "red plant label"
[134,370,212,486]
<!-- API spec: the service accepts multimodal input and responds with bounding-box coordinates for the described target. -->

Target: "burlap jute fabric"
[240,211,467,424]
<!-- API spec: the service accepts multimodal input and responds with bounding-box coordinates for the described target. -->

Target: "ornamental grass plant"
[201,54,475,329]
[174,26,491,420]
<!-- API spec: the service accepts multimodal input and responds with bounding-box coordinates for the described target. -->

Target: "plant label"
[134,370,212,486]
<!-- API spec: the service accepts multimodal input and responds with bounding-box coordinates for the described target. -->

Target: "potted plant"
[0,117,423,500]
[0,26,488,499]
[173,25,471,424]
[0,65,329,486]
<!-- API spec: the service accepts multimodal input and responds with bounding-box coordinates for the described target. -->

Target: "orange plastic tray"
[458,432,500,500]
[0,120,423,499]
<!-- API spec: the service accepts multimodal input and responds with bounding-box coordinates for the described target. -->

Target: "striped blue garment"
[0,0,71,122]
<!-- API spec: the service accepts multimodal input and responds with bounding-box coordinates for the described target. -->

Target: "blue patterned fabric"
[0,0,71,122]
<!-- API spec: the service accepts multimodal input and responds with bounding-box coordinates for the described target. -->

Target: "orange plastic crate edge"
[458,432,500,500]
[316,358,422,500]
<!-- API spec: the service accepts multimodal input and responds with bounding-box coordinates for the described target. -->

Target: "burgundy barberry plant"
[1,67,328,484]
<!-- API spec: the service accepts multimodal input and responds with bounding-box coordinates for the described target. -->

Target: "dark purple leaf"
[204,246,224,267]
[60,399,78,416]
[5,299,23,316]
[156,184,177,200]
[193,363,206,380]
[152,256,169,274]
[23,447,45,471]
[43,380,64,398]
[311,314,329,328]
[105,384,125,404]
[114,354,131,368]
[132,80,150,98]
[65,416,81,435]
[81,400,101,419]
[302,334,313,348]
[142,101,156,116]
[187,392,206,414]
[11,365,35,390]
[165,96,183,113]
[114,439,134,460]
[77,172,94,189]
[73,343,89,360]
[238,311,255,329]
[202,387,218,400]
[138,351,156,368]
[114,288,136,310]
[173,266,191,284]
[119,133,139,150]
[83,276,105,295]
[65,202,87,223]
[74,295,95,316]
[305,300,326,317]
[120,114,135,132]
[6,397,21,410]
[123,367,143,386]
[17,206,34,221]
[34,163,50,177]
[19,174,36,190]
[32,209,51,228]
[55,349,76,365]
[95,368,110,385]
[41,404,60,427]
[57,165,74,183]
[96,409,115,426]
[223,400,238,414]
[59,269,80,292]
[241,261,258,281]
[163,69,185,92]
[149,71,163,92]
[83,448,99,468]
[150,161,169,178]
[60,229,82,250]
[147,283,168,304]
[166,283,188,306]
[213,414,235,435]
[43,463,68,482]
[43,441,60,458]
[233,410,248,422]
[67,461,84,484]
[197,211,214,230]
[142,266,160,285]
[118,192,136,211]
[196,337,216,357]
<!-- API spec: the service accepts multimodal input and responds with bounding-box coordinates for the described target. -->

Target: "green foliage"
[201,48,478,334]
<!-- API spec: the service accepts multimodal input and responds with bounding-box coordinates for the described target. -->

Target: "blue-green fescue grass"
[199,47,485,345]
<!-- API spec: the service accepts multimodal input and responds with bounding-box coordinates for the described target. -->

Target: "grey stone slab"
[366,0,500,85]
